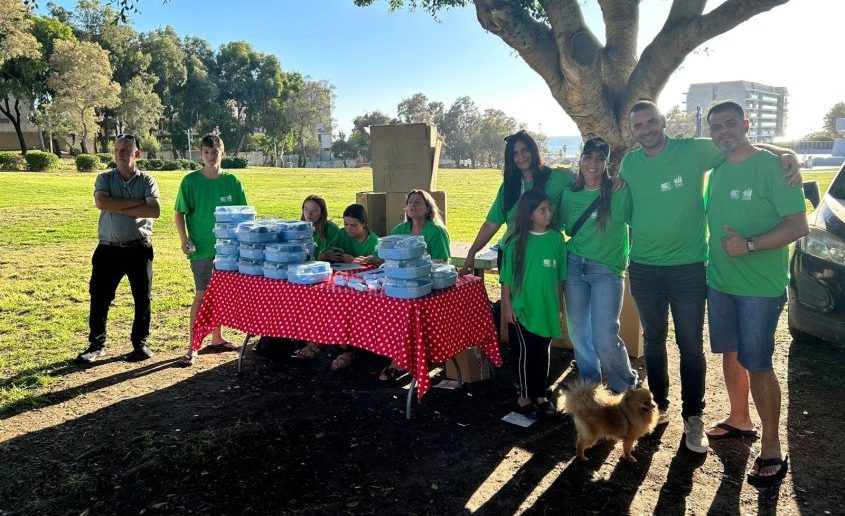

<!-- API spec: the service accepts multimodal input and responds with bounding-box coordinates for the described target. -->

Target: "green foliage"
[160,160,180,171]
[221,156,248,169]
[145,159,163,170]
[823,102,845,136]
[177,158,198,170]
[0,151,27,171]
[802,131,834,142]
[135,158,148,170]
[95,153,112,163]
[23,151,58,171]
[68,148,81,157]
[143,135,161,158]
[75,154,100,172]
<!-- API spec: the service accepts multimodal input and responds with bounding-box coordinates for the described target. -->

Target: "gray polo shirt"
[94,168,160,242]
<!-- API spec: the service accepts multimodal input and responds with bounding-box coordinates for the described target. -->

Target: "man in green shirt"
[174,134,247,366]
[620,100,801,455]
[704,101,806,486]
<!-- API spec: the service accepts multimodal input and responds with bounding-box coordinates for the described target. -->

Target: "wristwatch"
[746,237,755,252]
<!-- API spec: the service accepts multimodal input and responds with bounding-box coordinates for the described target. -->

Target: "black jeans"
[88,242,154,349]
[628,261,706,419]
[508,321,552,400]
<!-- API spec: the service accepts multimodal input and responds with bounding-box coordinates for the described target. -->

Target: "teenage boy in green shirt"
[704,101,806,486]
[174,134,247,366]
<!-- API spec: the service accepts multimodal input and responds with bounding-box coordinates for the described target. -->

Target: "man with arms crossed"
[77,135,161,363]
[620,100,800,454]
[704,101,806,486]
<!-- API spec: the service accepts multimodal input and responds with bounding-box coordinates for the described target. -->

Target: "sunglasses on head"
[116,134,140,148]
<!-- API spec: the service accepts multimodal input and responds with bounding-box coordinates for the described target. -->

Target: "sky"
[43,0,843,139]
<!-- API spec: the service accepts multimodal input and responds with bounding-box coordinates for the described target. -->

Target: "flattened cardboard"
[355,191,387,237]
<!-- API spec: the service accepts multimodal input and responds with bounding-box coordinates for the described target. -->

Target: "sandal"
[747,455,789,487]
[331,351,354,371]
[297,342,323,359]
[177,353,194,368]
[379,365,403,382]
[706,422,758,440]
[207,341,238,352]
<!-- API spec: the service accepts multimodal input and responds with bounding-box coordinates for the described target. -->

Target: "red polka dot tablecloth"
[192,271,502,399]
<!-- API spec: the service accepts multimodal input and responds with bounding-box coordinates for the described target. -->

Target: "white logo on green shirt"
[543,259,557,268]
[220,194,233,203]
[743,188,753,201]
[730,190,740,199]
[673,176,684,188]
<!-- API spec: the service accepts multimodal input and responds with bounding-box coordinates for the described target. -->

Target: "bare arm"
[501,283,516,324]
[174,211,193,255]
[120,196,160,219]
[459,220,501,275]
[94,191,145,213]
[754,144,802,187]
[721,213,809,257]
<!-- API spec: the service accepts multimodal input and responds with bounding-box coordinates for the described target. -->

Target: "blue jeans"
[564,254,638,393]
[628,261,706,419]
[707,288,786,373]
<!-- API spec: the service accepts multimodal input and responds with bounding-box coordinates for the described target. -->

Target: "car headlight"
[802,227,845,267]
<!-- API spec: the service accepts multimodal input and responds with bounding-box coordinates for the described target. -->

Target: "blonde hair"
[405,189,444,227]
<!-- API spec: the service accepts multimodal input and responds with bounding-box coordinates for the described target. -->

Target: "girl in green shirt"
[500,189,567,419]
[389,189,451,263]
[561,137,637,394]
[300,194,340,260]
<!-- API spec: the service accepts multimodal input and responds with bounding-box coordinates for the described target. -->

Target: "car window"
[827,164,845,200]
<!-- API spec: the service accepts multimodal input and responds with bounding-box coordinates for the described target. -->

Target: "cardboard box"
[370,123,441,192]
[385,191,447,234]
[355,191,387,237]
[446,347,493,383]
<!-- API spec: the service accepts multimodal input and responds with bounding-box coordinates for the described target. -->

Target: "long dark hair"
[571,138,613,232]
[342,203,368,230]
[301,194,329,239]
[504,189,550,296]
[503,130,550,214]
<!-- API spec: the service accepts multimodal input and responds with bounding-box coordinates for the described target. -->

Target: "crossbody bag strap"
[568,196,601,237]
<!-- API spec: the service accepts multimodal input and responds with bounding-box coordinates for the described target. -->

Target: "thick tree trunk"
[0,96,29,155]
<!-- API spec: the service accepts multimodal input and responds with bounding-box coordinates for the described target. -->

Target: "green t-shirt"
[313,220,340,259]
[560,186,632,275]
[335,229,379,257]
[619,137,723,266]
[485,168,574,238]
[499,230,567,338]
[174,170,247,261]
[390,219,451,262]
[705,150,805,297]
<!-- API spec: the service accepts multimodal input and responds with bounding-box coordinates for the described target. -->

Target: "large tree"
[355,0,790,161]
[349,110,392,161]
[440,95,480,166]
[474,108,518,167]
[0,0,40,67]
[823,102,845,137]
[397,92,443,126]
[117,74,163,137]
[283,78,335,167]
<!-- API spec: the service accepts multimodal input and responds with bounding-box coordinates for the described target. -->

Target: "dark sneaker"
[130,345,154,361]
[77,346,106,363]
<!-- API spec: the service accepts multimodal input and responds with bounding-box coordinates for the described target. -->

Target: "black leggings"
[509,321,552,399]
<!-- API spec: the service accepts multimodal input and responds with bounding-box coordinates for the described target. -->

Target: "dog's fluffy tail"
[563,381,614,416]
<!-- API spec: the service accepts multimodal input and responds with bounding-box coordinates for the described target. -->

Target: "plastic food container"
[262,261,289,280]
[376,235,427,260]
[238,242,265,260]
[287,261,332,285]
[431,263,458,289]
[237,257,264,276]
[264,242,309,263]
[213,223,239,240]
[332,275,348,287]
[213,254,238,271]
[347,277,368,292]
[215,238,239,256]
[236,221,277,243]
[214,205,256,223]
[384,276,432,299]
[278,221,314,241]
[288,238,317,256]
[382,257,433,279]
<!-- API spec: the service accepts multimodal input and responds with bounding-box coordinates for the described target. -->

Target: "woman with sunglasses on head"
[460,130,574,275]
[559,137,637,394]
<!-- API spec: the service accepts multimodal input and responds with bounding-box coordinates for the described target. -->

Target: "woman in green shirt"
[390,189,451,263]
[560,137,637,394]
[300,194,340,260]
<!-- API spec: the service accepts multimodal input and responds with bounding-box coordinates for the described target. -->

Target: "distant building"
[0,94,40,151]
[684,81,788,143]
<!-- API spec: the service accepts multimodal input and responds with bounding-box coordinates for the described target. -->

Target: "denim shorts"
[707,287,786,372]
[190,257,214,291]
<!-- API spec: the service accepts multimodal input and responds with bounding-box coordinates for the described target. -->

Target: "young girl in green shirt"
[500,190,567,419]
[300,194,340,261]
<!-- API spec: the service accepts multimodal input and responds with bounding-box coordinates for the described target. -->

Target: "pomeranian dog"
[563,382,658,462]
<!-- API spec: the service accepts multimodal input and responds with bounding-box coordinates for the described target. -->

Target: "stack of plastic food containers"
[213,205,255,272]
[263,242,310,280]
[378,235,433,299]
[431,263,458,289]
[235,220,277,276]
[276,221,316,257]
[287,261,332,285]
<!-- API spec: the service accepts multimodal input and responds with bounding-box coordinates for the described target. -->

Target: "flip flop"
[207,341,238,352]
[747,455,789,487]
[706,422,758,440]
[176,354,194,368]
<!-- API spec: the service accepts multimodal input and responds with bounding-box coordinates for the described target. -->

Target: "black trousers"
[508,321,552,399]
[88,242,154,349]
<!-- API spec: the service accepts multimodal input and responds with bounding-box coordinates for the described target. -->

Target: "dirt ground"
[1,313,843,515]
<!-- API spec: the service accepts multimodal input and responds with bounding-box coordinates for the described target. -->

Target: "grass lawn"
[0,163,837,410]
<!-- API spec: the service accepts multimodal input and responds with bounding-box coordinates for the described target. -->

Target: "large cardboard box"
[370,123,441,193]
[385,191,447,233]
[355,191,387,237]
[446,347,493,383]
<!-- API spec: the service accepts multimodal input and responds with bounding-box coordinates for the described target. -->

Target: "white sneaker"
[683,416,709,453]
[657,408,670,425]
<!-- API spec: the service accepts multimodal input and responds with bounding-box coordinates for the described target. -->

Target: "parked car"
[788,163,845,343]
